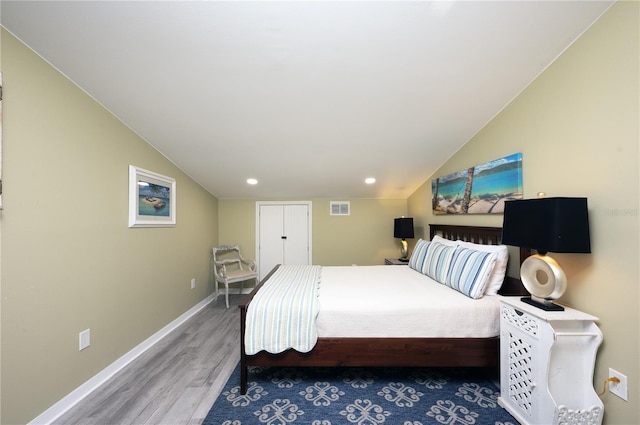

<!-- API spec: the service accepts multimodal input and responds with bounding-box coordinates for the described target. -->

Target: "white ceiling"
[1,1,613,199]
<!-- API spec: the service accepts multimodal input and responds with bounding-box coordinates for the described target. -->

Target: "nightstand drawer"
[501,304,540,340]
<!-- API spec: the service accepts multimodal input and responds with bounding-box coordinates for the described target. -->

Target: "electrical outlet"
[609,368,628,401]
[79,329,91,351]
[191,278,196,289]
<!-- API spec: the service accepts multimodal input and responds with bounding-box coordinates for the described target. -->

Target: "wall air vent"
[330,201,350,216]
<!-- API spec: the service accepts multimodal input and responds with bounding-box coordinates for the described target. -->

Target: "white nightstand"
[498,297,603,425]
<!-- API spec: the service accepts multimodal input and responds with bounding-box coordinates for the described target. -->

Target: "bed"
[238,224,528,394]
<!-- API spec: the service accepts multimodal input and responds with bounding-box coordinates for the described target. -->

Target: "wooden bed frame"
[238,224,528,394]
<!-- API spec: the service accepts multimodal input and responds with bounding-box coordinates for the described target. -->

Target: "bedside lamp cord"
[597,377,621,397]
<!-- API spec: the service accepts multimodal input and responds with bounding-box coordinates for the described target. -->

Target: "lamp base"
[521,296,565,311]
[399,239,409,261]
[397,258,409,262]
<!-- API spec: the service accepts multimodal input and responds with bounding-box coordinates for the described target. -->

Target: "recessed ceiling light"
[247,178,258,185]
[365,177,376,184]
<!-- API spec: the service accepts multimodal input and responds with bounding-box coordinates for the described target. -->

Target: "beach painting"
[128,165,176,227]
[432,153,523,215]
[138,182,170,217]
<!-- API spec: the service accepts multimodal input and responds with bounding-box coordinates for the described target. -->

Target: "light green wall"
[311,199,408,266]
[409,3,639,423]
[219,198,407,282]
[0,30,219,424]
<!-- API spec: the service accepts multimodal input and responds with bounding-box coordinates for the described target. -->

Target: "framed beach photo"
[128,165,176,227]
[431,153,523,215]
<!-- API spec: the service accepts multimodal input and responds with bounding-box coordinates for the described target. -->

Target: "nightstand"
[498,297,603,425]
[384,258,408,265]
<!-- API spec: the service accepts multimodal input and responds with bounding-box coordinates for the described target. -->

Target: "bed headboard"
[429,224,502,245]
[429,224,529,296]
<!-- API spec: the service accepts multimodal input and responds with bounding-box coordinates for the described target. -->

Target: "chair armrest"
[235,251,256,271]
[214,262,227,279]
[240,258,256,272]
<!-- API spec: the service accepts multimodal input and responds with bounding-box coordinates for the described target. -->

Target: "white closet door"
[283,204,309,266]
[257,202,311,281]
[258,204,285,280]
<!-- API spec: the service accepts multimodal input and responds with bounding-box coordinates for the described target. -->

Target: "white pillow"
[457,240,508,295]
[431,235,459,247]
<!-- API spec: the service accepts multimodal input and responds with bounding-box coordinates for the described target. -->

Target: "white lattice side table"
[498,297,603,425]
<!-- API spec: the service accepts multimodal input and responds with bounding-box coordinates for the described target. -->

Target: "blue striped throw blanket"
[245,265,321,355]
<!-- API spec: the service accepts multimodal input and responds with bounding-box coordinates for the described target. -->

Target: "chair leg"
[225,282,230,309]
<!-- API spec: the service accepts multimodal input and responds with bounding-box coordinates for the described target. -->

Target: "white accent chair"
[212,245,258,308]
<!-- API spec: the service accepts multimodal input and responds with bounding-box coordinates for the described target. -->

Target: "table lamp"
[501,197,591,311]
[394,217,415,262]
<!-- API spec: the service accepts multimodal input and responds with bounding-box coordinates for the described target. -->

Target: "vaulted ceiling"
[1,1,613,199]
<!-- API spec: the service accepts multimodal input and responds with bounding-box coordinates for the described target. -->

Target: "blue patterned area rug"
[203,365,517,425]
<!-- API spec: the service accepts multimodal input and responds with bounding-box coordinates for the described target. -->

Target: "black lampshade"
[502,197,591,254]
[394,217,414,239]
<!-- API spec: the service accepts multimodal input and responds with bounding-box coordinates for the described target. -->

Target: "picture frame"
[128,165,176,227]
[431,152,523,215]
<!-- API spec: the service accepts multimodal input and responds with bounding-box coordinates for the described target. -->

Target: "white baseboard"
[28,293,218,425]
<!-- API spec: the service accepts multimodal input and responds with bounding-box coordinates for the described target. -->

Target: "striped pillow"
[445,246,498,299]
[422,242,456,283]
[408,239,431,272]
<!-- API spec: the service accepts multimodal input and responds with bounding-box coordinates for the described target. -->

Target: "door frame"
[255,201,313,280]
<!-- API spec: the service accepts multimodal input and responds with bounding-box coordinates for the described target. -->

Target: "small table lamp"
[501,197,591,311]
[394,217,415,262]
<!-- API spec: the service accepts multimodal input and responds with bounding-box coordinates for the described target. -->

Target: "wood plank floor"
[53,295,242,425]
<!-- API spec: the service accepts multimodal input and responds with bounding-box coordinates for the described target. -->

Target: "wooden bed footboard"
[238,224,527,394]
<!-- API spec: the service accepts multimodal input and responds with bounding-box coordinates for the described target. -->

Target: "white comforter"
[245,265,502,356]
[316,265,501,338]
